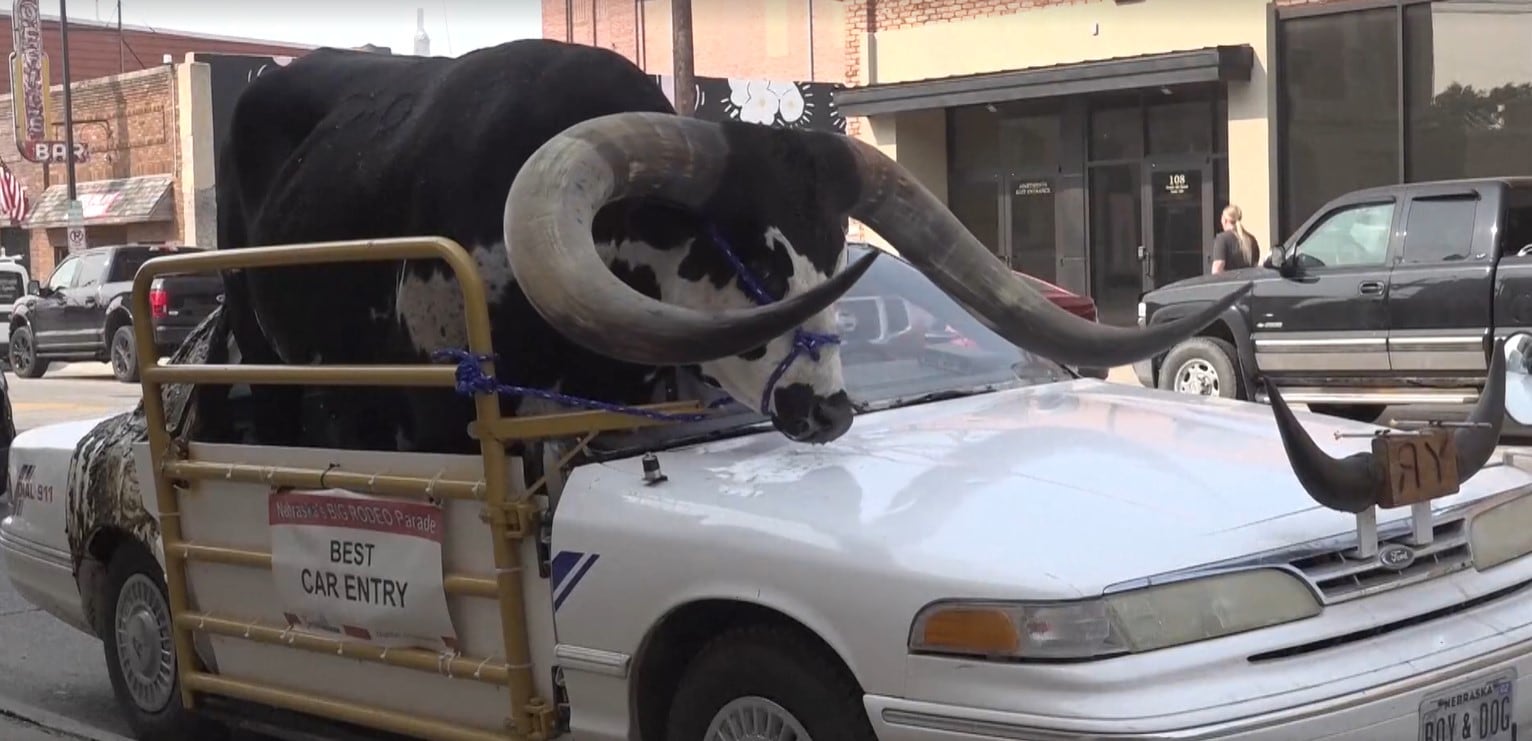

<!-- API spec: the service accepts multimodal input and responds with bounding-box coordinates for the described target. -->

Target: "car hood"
[635,380,1532,597]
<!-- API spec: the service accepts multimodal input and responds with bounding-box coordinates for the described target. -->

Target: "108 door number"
[1420,671,1517,741]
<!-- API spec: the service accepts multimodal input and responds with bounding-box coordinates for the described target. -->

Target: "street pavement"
[0,363,1529,740]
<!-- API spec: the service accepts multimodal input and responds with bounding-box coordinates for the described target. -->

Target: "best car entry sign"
[268,487,459,652]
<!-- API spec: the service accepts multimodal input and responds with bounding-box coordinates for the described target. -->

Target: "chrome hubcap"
[1173,359,1220,396]
[704,697,811,741]
[114,574,175,712]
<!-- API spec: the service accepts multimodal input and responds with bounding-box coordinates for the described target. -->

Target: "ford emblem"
[1377,543,1417,571]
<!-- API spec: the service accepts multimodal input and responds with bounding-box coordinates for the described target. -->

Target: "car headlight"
[1137,301,1147,326]
[1471,491,1532,571]
[908,568,1321,661]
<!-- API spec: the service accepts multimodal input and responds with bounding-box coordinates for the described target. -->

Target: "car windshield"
[589,243,1073,455]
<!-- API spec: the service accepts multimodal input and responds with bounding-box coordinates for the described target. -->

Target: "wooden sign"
[1372,429,1459,508]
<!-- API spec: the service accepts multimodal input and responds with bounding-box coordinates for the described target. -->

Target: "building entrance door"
[1142,157,1213,291]
[1088,163,1142,326]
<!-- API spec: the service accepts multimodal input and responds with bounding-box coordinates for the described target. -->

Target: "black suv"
[9,243,223,382]
[1136,177,1532,423]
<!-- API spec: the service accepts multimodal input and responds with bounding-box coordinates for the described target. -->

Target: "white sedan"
[6,248,1532,741]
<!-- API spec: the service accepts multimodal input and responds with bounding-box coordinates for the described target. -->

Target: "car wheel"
[664,624,876,741]
[110,325,140,383]
[1309,403,1388,424]
[8,325,48,379]
[100,542,229,741]
[1157,337,1243,399]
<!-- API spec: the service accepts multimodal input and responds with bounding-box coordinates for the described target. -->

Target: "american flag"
[0,162,28,227]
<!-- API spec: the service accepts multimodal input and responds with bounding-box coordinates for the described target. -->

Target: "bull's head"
[503,112,1251,443]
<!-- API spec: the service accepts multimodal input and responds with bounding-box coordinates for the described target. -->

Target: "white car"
[0,254,29,365]
[5,248,1532,741]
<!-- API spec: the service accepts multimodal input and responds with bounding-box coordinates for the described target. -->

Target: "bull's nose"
[771,387,854,444]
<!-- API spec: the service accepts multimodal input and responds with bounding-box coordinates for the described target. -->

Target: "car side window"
[46,258,80,291]
[1295,201,1396,268]
[1502,189,1532,259]
[1401,196,1478,264]
[74,252,109,288]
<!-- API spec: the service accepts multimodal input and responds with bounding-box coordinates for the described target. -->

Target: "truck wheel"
[664,624,876,741]
[110,325,140,383]
[1309,403,1388,424]
[8,325,47,379]
[1158,337,1243,399]
[100,542,228,741]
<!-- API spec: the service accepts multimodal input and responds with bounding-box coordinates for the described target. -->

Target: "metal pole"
[671,0,695,116]
[59,0,78,203]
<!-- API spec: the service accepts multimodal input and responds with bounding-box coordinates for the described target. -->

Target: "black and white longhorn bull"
[202,38,1247,454]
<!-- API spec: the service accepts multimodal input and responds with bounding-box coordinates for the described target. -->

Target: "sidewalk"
[1105,365,1141,387]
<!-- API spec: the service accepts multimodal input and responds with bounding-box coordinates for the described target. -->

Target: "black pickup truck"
[9,243,223,382]
[1136,176,1532,423]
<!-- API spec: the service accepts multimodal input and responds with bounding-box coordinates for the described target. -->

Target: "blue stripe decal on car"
[553,552,600,612]
[550,550,585,593]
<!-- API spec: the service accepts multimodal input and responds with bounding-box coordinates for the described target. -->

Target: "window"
[46,257,80,290]
[1295,202,1396,268]
[1503,187,1532,258]
[949,104,1001,179]
[1405,1,1532,183]
[1401,196,1478,264]
[74,252,109,287]
[1279,8,1400,237]
[1090,102,1143,161]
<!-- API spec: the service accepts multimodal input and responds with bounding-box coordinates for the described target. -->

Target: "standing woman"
[1210,204,1259,274]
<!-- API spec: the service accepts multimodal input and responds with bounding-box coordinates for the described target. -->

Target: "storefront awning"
[835,45,1255,117]
[22,174,175,229]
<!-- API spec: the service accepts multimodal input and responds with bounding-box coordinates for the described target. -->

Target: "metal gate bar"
[129,237,686,740]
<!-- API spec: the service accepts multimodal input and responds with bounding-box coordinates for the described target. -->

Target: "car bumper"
[868,636,1532,739]
[0,523,93,636]
[152,323,195,354]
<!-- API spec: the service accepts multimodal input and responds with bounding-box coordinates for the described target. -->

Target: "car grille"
[1286,516,1473,604]
[0,273,21,305]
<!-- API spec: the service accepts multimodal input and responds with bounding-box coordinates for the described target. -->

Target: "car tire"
[110,325,140,383]
[8,325,47,379]
[1157,337,1243,399]
[1309,403,1388,425]
[664,624,876,741]
[100,542,229,741]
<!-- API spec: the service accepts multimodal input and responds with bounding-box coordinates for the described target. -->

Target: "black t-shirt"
[1213,230,1259,271]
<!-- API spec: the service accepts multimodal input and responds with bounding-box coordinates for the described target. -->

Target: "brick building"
[0,16,313,280]
[566,0,1532,326]
[542,0,845,82]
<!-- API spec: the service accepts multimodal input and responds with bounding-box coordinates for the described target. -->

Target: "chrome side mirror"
[1504,332,1532,426]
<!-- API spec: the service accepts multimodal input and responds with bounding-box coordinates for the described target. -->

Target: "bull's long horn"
[1268,338,1508,513]
[837,137,1249,368]
[503,111,878,366]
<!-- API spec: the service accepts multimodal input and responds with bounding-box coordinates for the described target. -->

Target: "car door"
[1384,189,1495,379]
[29,256,81,350]
[66,250,110,347]
[1250,197,1401,381]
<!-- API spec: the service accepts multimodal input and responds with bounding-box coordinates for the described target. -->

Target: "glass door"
[1005,174,1057,284]
[1088,163,1143,326]
[1143,158,1213,290]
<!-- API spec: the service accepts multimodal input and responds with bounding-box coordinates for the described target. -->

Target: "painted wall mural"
[652,75,847,133]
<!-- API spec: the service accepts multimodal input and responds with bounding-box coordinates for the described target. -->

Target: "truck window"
[45,257,81,291]
[74,251,109,288]
[1296,201,1395,268]
[1401,195,1477,264]
[1503,188,1532,259]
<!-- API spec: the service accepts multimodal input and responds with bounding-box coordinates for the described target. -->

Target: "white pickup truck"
[7,240,1532,741]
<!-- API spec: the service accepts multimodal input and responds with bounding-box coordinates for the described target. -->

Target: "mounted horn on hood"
[1268,337,1508,513]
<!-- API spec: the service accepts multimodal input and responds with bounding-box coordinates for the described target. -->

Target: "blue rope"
[433,225,843,422]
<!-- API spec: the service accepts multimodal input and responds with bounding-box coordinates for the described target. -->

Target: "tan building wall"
[843,0,1275,253]
[543,0,846,83]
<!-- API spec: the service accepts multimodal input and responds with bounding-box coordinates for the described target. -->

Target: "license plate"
[1419,669,1517,741]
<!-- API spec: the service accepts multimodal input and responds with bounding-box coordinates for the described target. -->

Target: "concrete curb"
[0,695,133,741]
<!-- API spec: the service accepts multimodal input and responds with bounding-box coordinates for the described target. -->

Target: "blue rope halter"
[432,226,843,423]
